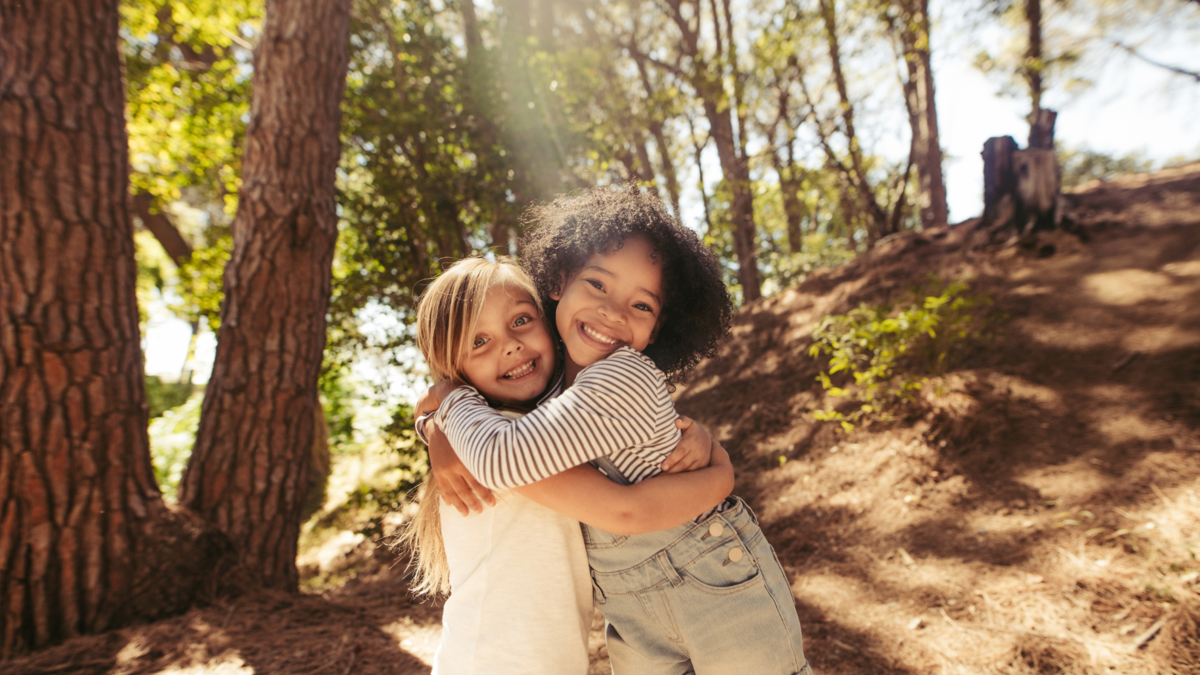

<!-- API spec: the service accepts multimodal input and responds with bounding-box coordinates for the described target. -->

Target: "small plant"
[807,277,992,431]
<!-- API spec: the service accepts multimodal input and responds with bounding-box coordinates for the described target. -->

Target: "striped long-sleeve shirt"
[436,347,682,491]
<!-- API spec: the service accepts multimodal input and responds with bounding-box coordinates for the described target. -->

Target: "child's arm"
[414,379,496,516]
[426,422,734,534]
[438,349,679,490]
[516,443,733,535]
[424,412,714,515]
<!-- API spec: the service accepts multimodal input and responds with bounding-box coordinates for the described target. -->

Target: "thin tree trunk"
[1025,0,1043,135]
[460,0,515,253]
[0,0,217,655]
[666,0,760,301]
[688,116,716,236]
[178,0,352,592]
[818,0,889,243]
[894,0,947,228]
[772,87,806,254]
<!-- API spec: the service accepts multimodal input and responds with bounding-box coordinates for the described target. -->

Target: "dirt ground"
[7,163,1200,674]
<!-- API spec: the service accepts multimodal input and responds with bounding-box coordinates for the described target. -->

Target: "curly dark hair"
[519,186,732,381]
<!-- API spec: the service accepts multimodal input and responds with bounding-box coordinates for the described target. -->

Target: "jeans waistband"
[587,496,762,596]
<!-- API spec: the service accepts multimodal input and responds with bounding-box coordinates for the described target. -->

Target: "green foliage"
[1058,145,1155,190]
[145,375,195,419]
[760,232,859,293]
[172,229,232,332]
[133,230,176,330]
[147,391,204,501]
[318,365,359,452]
[807,278,993,431]
[122,1,252,341]
[121,0,258,213]
[381,402,421,465]
[706,175,865,298]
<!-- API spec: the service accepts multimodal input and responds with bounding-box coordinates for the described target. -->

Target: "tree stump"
[1013,148,1059,234]
[978,109,1060,239]
[982,136,1018,222]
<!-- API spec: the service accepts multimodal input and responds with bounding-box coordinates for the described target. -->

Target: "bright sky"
[142,5,1200,383]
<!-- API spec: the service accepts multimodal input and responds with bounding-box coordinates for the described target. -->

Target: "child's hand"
[415,379,457,419]
[427,419,496,516]
[661,415,713,473]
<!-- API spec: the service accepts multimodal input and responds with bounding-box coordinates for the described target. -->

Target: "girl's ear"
[549,273,566,301]
[648,315,664,345]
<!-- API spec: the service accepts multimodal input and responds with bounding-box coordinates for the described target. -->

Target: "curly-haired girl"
[425,188,812,674]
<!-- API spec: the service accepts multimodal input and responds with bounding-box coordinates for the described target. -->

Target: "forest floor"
[8,162,1200,674]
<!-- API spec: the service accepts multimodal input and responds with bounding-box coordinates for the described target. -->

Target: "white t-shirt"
[432,411,593,675]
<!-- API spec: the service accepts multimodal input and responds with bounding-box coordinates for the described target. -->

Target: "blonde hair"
[399,257,541,597]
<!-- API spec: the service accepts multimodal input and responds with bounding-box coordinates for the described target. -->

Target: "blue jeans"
[583,497,812,675]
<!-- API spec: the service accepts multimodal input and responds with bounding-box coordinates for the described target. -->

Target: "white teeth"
[503,361,534,379]
[582,323,619,345]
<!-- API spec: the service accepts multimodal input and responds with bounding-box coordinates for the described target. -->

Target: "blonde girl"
[400,258,732,675]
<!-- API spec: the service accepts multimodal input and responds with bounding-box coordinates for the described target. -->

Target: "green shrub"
[807,278,993,431]
[145,374,194,418]
[147,391,204,501]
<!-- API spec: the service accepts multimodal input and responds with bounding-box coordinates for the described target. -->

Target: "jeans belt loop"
[655,550,683,588]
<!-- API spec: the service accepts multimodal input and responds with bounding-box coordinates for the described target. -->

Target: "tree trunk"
[895,0,948,228]
[461,0,518,254]
[1029,108,1056,150]
[178,0,352,592]
[703,97,761,301]
[1025,0,1044,132]
[982,135,1018,221]
[0,0,218,656]
[773,87,806,254]
[665,0,760,301]
[818,0,889,244]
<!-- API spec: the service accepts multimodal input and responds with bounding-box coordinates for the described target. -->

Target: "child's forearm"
[606,461,734,534]
[514,443,734,535]
[440,385,645,491]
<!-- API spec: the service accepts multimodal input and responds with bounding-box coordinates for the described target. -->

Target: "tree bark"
[0,0,219,656]
[894,0,948,228]
[178,0,352,592]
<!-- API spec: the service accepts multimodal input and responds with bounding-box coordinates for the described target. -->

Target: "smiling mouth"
[502,359,536,380]
[580,322,621,347]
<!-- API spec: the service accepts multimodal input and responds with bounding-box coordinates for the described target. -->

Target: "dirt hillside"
[6,163,1200,675]
[672,161,1200,674]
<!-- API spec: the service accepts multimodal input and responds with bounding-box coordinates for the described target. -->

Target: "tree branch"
[628,42,687,78]
[1114,41,1200,83]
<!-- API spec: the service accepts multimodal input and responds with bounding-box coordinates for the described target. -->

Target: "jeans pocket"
[680,545,763,596]
[581,523,629,550]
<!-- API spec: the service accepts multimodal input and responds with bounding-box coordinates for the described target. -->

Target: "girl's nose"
[505,340,523,355]
[597,304,625,324]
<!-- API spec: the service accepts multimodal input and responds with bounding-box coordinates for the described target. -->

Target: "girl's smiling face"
[550,235,664,384]
[460,285,556,407]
